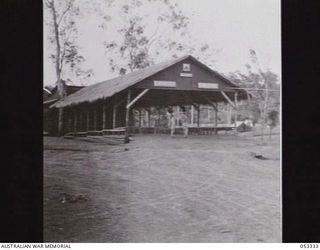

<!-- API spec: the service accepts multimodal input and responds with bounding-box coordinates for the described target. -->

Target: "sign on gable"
[154,80,176,88]
[198,82,219,89]
[180,73,193,77]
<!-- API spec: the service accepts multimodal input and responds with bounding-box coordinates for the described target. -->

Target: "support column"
[227,103,232,125]
[78,111,82,132]
[234,92,238,129]
[68,112,73,133]
[176,106,180,126]
[146,108,150,127]
[214,103,218,135]
[154,107,160,134]
[93,110,97,131]
[197,105,200,128]
[138,108,142,133]
[73,109,78,134]
[191,105,194,125]
[102,100,107,130]
[125,89,132,136]
[86,108,90,132]
[113,105,116,129]
[58,108,63,136]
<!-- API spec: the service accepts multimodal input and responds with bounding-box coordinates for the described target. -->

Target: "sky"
[43,0,281,86]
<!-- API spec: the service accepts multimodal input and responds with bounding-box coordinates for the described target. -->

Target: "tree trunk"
[49,0,66,136]
[261,83,269,141]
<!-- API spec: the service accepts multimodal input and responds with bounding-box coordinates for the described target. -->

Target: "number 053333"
[300,244,319,248]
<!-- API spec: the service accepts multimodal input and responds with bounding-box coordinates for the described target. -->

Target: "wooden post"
[191,105,194,125]
[102,100,106,130]
[154,107,160,134]
[68,112,73,133]
[176,106,180,126]
[138,108,142,133]
[86,109,90,132]
[146,108,150,127]
[227,103,232,125]
[197,105,200,129]
[73,109,78,134]
[93,109,97,131]
[234,92,238,133]
[58,108,63,136]
[78,111,82,132]
[113,105,116,129]
[125,89,132,136]
[214,102,218,135]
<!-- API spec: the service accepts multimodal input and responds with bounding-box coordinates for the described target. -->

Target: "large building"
[49,55,248,136]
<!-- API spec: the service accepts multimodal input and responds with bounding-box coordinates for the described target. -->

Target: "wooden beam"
[125,89,132,136]
[221,91,237,110]
[176,106,180,126]
[78,111,82,132]
[138,108,142,133]
[234,92,238,127]
[73,109,77,134]
[86,109,90,132]
[93,110,97,131]
[191,105,194,124]
[227,103,232,125]
[58,108,63,136]
[214,102,218,135]
[112,105,116,129]
[145,108,150,127]
[126,89,149,109]
[102,100,107,130]
[196,104,200,129]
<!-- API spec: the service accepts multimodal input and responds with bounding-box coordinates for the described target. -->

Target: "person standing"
[180,107,189,138]
[167,108,176,137]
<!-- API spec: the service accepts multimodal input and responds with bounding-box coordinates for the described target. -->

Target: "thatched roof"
[44,85,84,105]
[51,55,239,108]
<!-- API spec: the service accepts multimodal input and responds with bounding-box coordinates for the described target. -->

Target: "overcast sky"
[43,0,281,86]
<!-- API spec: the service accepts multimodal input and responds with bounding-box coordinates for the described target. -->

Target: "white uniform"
[180,113,188,137]
[168,114,176,136]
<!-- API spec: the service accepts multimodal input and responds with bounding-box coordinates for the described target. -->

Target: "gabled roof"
[51,55,239,108]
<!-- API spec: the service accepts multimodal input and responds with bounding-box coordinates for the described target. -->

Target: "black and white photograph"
[43,0,281,243]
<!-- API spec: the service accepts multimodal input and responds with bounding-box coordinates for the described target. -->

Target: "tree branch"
[57,0,73,26]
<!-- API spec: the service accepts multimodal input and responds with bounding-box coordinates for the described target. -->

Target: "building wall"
[134,58,233,92]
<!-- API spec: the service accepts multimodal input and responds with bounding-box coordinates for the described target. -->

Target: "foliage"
[102,0,219,75]
[45,0,94,86]
[267,110,279,128]
[227,50,280,123]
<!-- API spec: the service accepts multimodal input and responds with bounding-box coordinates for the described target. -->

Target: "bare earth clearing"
[44,133,280,242]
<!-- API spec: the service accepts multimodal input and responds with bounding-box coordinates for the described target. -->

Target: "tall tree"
[45,0,96,86]
[45,0,93,134]
[102,0,217,75]
[228,49,280,139]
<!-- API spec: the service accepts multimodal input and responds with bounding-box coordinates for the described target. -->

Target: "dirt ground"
[44,133,281,242]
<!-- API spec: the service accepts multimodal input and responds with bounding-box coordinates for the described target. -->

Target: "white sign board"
[183,63,191,71]
[198,82,219,89]
[180,73,193,77]
[154,80,176,88]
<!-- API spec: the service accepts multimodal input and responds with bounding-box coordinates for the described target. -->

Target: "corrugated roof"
[51,55,239,108]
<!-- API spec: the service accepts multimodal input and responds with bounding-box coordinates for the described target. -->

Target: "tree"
[228,49,280,140]
[45,0,93,134]
[101,0,219,76]
[266,110,279,139]
[101,0,189,74]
